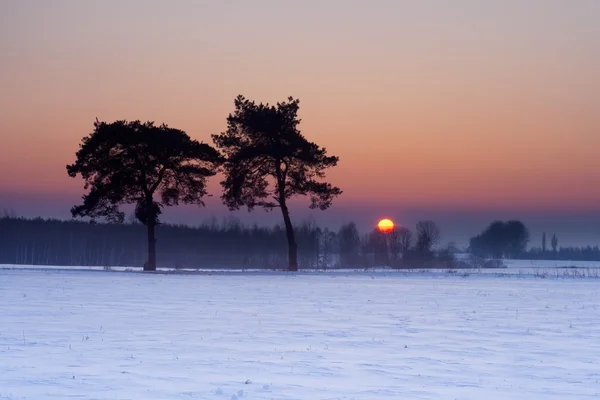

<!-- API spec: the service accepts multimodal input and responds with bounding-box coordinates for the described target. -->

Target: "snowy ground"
[3,257,600,276]
[1,269,600,399]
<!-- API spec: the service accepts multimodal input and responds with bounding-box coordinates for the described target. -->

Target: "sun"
[377,218,395,233]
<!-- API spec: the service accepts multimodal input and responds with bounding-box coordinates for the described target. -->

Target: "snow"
[3,256,600,275]
[1,267,600,399]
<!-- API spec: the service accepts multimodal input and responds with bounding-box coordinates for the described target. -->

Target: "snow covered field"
[3,257,600,276]
[1,269,599,399]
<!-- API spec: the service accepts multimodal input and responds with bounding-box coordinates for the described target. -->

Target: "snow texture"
[1,267,599,399]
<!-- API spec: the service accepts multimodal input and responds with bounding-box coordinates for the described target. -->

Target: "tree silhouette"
[212,95,342,271]
[338,222,361,267]
[542,232,547,253]
[364,228,389,266]
[551,233,558,253]
[396,226,413,255]
[414,220,440,256]
[504,220,530,257]
[66,119,221,271]
[386,226,413,263]
[469,220,529,259]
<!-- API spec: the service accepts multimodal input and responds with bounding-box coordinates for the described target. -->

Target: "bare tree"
[542,232,547,253]
[415,220,440,255]
[396,226,413,255]
[318,228,336,269]
[337,222,361,267]
[388,226,413,262]
[387,228,402,262]
[360,229,389,266]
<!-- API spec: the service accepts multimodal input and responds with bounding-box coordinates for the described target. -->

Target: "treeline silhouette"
[523,246,600,262]
[467,221,600,262]
[0,215,322,269]
[2,213,599,269]
[0,214,454,269]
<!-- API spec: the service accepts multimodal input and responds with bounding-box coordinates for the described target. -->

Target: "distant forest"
[0,214,320,269]
[1,213,600,269]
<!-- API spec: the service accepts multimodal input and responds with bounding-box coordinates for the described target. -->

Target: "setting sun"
[377,218,395,233]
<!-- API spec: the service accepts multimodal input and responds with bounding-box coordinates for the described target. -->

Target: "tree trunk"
[280,202,298,271]
[145,221,157,271]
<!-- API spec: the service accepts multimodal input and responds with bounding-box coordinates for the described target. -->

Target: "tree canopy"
[414,220,441,255]
[338,222,361,267]
[469,220,530,259]
[67,119,221,270]
[212,95,342,270]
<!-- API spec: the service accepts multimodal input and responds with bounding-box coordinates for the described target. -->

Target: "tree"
[414,220,440,256]
[551,233,558,253]
[363,229,389,266]
[338,222,361,267]
[212,95,342,271]
[66,119,221,271]
[317,227,337,269]
[542,232,547,253]
[469,220,529,259]
[504,220,529,257]
[387,226,412,263]
[396,226,413,255]
[387,227,402,262]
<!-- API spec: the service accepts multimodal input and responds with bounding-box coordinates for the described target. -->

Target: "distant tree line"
[2,213,599,269]
[335,219,454,269]
[0,215,322,269]
[523,230,600,261]
[0,214,458,269]
[468,221,600,262]
[523,245,600,262]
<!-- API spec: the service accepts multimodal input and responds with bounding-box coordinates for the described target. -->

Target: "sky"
[1,0,600,247]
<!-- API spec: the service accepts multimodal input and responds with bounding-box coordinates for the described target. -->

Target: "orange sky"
[1,1,600,242]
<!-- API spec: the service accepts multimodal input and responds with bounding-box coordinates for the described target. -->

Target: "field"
[1,264,600,399]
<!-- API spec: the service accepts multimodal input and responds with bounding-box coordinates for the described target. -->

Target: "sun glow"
[377,218,395,233]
